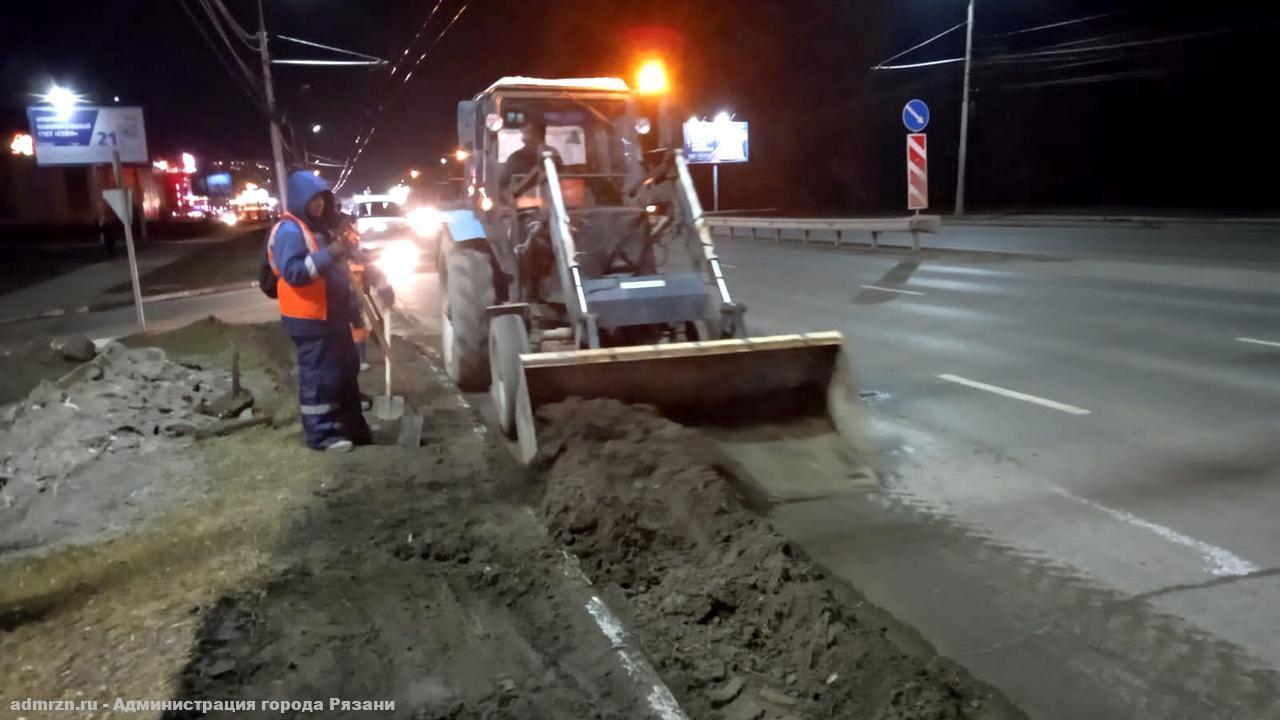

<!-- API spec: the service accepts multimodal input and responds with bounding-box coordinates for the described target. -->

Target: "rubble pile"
[0,341,234,523]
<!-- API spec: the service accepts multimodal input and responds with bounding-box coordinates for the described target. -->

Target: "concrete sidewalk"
[0,235,238,321]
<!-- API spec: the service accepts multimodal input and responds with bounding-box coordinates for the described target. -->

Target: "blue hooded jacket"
[271,171,360,337]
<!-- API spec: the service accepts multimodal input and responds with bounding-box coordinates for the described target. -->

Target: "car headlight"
[374,240,421,289]
[407,207,442,237]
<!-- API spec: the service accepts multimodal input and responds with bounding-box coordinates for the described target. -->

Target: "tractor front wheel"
[488,314,529,437]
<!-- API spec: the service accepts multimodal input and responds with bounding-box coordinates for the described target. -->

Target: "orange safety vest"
[268,212,328,321]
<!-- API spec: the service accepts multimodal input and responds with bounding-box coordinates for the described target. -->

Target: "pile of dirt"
[0,340,245,555]
[538,399,1022,720]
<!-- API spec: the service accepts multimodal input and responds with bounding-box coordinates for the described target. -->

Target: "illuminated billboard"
[683,116,748,164]
[206,172,233,192]
[25,105,148,166]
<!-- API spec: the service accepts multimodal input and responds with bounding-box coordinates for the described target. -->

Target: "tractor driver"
[500,118,562,199]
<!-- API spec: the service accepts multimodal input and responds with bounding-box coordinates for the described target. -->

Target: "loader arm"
[671,150,742,336]
[542,153,598,348]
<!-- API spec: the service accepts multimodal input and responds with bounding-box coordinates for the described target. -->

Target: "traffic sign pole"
[713,164,720,212]
[902,100,930,212]
[907,133,928,211]
[111,150,146,331]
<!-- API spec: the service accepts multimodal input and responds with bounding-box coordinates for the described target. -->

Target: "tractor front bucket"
[513,332,864,466]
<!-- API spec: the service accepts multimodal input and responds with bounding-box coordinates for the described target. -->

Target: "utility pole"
[955,0,975,215]
[258,0,289,210]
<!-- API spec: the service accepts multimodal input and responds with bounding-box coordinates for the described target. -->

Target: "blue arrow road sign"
[902,99,930,132]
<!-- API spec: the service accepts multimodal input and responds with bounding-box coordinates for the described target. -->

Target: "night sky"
[4,1,1278,213]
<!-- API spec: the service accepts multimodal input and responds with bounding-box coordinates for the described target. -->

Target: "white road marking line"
[860,284,925,296]
[937,373,1091,416]
[1052,487,1258,578]
[1237,337,1280,349]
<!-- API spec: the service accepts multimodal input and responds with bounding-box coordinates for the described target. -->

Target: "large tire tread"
[442,242,495,390]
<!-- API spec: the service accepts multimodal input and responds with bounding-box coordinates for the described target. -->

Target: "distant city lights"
[9,133,33,157]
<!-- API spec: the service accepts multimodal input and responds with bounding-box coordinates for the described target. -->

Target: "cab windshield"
[496,98,632,178]
[356,201,404,218]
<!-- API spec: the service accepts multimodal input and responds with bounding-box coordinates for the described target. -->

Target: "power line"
[983,10,1130,39]
[332,0,449,190]
[982,22,1276,63]
[399,1,473,85]
[871,22,965,70]
[276,34,387,62]
[335,0,473,192]
[179,0,264,109]
[206,0,259,48]
[875,57,965,71]
[388,0,447,82]
[1000,68,1158,90]
[194,0,263,93]
[273,59,388,66]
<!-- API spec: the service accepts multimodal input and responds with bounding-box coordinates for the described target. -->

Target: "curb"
[0,281,260,327]
[946,215,1280,228]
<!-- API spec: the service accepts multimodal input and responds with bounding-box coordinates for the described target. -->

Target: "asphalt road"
[713,233,1280,720]
[5,221,1279,719]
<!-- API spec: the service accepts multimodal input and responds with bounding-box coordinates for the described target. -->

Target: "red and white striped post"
[907,133,928,211]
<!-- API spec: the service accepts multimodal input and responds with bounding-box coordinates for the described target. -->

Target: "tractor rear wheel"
[440,241,494,391]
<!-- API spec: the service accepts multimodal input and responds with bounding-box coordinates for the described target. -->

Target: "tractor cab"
[456,77,700,339]
[459,77,648,213]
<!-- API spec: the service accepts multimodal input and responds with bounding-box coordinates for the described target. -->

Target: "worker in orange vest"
[267,171,372,452]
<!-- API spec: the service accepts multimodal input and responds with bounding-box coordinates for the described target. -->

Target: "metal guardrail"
[704,214,942,251]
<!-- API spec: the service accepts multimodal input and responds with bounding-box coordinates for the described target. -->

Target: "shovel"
[371,303,405,422]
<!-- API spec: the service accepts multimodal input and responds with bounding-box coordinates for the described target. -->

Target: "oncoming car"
[347,193,442,288]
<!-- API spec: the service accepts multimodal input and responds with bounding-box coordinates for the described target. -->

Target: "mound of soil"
[538,399,1023,720]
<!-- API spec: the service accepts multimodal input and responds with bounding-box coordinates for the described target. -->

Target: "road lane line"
[1052,487,1258,578]
[937,373,1091,415]
[1237,337,1280,348]
[860,284,925,296]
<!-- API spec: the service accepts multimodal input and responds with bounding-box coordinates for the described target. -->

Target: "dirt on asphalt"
[537,398,1025,720]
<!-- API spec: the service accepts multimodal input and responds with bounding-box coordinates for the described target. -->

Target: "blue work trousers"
[290,329,371,449]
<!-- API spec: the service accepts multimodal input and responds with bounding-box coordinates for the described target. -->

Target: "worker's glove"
[327,238,351,261]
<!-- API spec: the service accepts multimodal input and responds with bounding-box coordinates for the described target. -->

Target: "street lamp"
[42,84,83,121]
[312,124,322,133]
[439,157,448,165]
[409,169,421,180]
[454,148,468,162]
